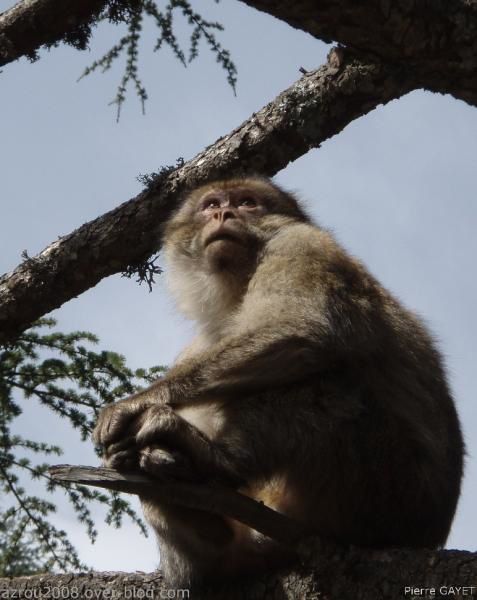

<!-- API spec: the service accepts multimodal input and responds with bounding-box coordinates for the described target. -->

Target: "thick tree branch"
[240,0,477,106]
[0,49,417,345]
[1,549,476,598]
[239,0,477,62]
[0,0,109,67]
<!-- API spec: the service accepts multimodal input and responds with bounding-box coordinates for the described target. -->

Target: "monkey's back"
[223,222,464,550]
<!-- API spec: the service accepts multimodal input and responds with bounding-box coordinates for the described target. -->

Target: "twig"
[49,464,309,546]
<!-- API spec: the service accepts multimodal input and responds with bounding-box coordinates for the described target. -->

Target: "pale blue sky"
[1,0,476,571]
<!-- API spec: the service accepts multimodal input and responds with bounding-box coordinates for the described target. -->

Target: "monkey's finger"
[103,447,138,471]
[135,408,244,487]
[135,406,183,448]
[104,436,137,458]
[96,404,148,447]
[139,446,203,482]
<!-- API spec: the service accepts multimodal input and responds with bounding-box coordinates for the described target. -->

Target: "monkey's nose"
[221,209,236,221]
[214,208,236,222]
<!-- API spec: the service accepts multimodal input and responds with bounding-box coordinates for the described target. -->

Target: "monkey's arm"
[166,325,324,400]
[100,404,243,485]
[94,230,381,448]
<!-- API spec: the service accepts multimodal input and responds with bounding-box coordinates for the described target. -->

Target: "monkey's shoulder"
[255,222,372,293]
[263,222,355,268]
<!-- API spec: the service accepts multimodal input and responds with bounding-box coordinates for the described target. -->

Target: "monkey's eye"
[239,197,257,208]
[202,198,221,210]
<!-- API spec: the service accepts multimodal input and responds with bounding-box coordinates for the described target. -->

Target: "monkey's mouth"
[205,231,243,246]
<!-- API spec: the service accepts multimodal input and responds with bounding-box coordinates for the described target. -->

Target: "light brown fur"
[93,176,464,587]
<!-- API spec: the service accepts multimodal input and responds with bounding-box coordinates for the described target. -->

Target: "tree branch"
[0,0,109,67]
[239,0,477,106]
[1,548,476,598]
[0,48,417,345]
[49,464,308,546]
[3,0,477,104]
[239,0,477,62]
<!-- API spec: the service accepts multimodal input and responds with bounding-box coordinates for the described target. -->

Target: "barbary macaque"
[93,176,464,586]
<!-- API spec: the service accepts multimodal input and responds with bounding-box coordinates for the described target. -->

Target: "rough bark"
[1,548,476,599]
[0,48,416,346]
[239,0,477,105]
[240,0,477,62]
[0,0,108,67]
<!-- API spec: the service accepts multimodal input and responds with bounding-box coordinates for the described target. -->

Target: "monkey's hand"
[138,446,204,483]
[92,382,169,467]
[136,405,243,487]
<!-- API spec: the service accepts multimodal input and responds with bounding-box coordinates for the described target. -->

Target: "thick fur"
[93,177,464,587]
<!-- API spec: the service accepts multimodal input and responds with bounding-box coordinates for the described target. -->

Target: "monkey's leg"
[135,404,243,487]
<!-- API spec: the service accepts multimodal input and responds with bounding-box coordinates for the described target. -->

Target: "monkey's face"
[164,178,308,278]
[196,187,266,273]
